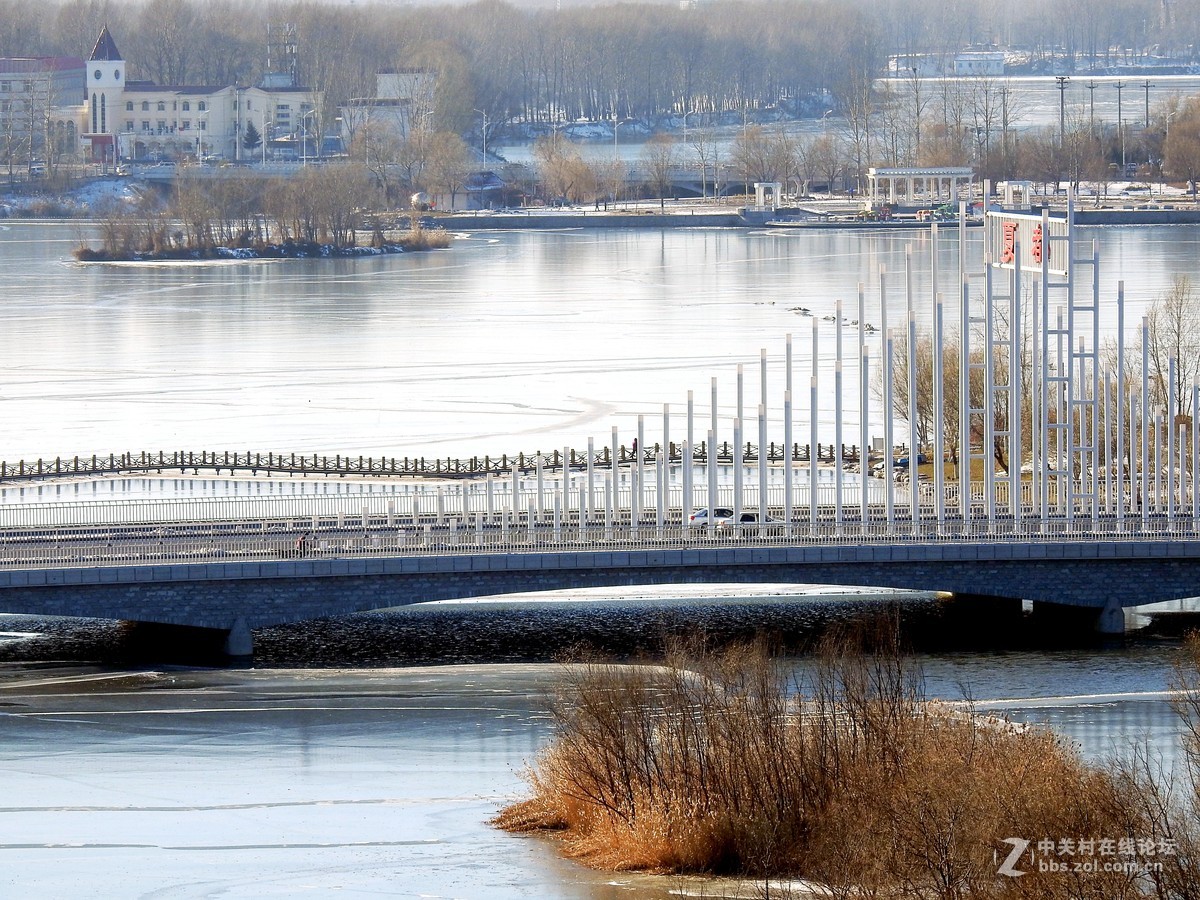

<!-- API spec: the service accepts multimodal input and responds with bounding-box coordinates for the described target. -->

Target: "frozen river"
[3,220,1200,468]
[0,597,1187,899]
[1,218,1198,896]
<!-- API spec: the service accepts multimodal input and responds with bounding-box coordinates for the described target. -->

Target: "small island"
[72,162,449,262]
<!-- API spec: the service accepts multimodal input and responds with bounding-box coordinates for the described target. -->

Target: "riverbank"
[436,200,1200,230]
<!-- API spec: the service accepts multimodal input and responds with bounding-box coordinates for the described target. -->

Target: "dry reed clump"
[494,630,1168,897]
[398,225,450,251]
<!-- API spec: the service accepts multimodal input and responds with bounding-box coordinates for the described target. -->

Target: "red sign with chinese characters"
[1000,221,1017,264]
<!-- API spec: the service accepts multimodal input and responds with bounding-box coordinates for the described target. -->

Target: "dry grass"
[396,225,450,251]
[496,625,1179,897]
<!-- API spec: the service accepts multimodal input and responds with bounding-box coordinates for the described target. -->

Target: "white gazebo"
[866,167,974,207]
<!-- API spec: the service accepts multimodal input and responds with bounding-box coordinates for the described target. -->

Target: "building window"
[0,82,10,92]
[156,119,166,132]
[198,101,206,112]
[141,101,149,111]
[181,120,190,131]
[182,101,190,111]
[126,101,133,111]
[125,120,134,131]
[198,120,206,130]
[157,101,165,111]
[141,120,150,131]
[277,103,290,110]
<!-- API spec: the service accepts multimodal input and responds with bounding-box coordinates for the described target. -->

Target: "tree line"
[10,0,1200,148]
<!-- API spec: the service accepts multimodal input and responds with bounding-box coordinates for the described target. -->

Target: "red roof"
[0,56,84,73]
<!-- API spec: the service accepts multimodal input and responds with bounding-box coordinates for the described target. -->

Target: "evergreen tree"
[242,121,262,153]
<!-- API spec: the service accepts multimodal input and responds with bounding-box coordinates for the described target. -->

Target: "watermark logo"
[996,838,1030,877]
[995,836,1175,878]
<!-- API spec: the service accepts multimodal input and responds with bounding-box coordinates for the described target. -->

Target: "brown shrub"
[496,629,1166,897]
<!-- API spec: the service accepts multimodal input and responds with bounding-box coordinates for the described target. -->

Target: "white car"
[689,507,782,533]
[715,510,783,534]
[689,506,734,526]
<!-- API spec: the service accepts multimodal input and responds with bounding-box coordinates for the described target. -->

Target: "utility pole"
[1115,81,1126,170]
[1142,79,1153,129]
[1086,80,1097,132]
[1055,76,1069,147]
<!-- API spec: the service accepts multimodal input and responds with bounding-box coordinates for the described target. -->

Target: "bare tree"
[640,133,677,210]
[424,130,471,209]
[1147,275,1200,418]
[687,128,721,200]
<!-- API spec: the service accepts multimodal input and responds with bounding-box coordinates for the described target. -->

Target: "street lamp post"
[821,109,833,135]
[197,111,207,161]
[300,109,317,166]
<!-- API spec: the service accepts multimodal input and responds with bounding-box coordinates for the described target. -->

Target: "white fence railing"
[1,511,1197,572]
[1,472,1195,532]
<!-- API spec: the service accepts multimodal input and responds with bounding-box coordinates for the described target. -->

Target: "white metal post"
[907,291,919,529]
[586,436,595,523]
[1169,358,1178,526]
[535,453,544,523]
[861,346,870,532]
[934,294,946,530]
[611,426,620,527]
[785,334,794,533]
[1117,282,1126,530]
[810,319,819,525]
[758,404,768,536]
[634,415,645,537]
[733,417,744,530]
[1142,319,1150,528]
[784,391,794,537]
[835,299,844,530]
[561,445,570,532]
[885,329,895,532]
[708,428,718,534]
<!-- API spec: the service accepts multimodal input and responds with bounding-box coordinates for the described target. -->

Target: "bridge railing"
[1,474,1193,533]
[1,514,1198,572]
[0,444,861,486]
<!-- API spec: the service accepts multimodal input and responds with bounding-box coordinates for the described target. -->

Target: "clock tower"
[86,25,124,162]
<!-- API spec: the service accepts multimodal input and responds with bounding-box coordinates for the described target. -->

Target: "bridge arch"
[1,539,1196,654]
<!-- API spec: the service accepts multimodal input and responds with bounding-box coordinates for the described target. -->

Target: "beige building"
[82,25,321,164]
